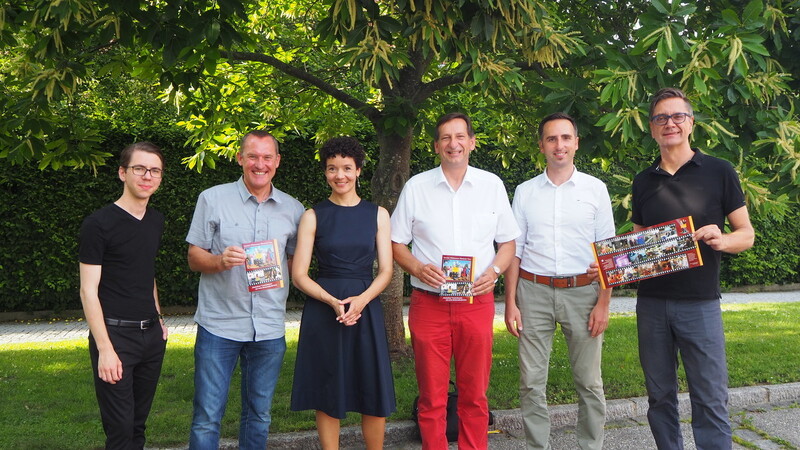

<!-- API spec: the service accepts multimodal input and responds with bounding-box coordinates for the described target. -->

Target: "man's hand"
[416,263,447,290]
[693,224,727,251]
[505,303,523,338]
[98,349,123,384]
[587,302,609,338]
[693,206,755,254]
[586,261,601,282]
[161,321,169,341]
[220,246,247,270]
[472,270,498,296]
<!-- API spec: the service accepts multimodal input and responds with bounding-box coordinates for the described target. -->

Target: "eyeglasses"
[650,112,693,126]
[127,165,163,178]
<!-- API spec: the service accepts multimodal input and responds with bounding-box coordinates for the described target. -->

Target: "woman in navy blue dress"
[290,137,396,449]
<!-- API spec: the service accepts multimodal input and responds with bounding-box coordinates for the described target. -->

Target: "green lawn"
[1,302,798,449]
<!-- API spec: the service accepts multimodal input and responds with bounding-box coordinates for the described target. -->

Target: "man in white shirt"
[391,112,520,449]
[504,112,616,450]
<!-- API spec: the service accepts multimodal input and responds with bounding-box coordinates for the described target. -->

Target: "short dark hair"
[538,112,578,141]
[119,142,164,168]
[649,87,694,118]
[433,112,475,140]
[241,130,280,154]
[319,137,366,169]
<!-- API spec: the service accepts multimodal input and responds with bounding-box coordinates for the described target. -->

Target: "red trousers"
[408,289,495,450]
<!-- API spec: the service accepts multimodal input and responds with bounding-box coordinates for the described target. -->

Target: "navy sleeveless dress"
[290,199,396,418]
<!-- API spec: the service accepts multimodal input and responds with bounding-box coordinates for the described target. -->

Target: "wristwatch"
[492,265,501,283]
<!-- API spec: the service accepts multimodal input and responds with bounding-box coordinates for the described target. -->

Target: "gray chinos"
[516,279,606,450]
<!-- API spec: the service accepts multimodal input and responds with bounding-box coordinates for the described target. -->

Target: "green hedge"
[720,210,800,288]
[0,129,333,312]
[0,131,797,313]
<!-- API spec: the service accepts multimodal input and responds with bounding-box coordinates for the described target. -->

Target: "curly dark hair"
[318,137,366,169]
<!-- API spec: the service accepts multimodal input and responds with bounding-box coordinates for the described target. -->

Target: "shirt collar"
[235,176,280,204]
[541,166,577,187]
[649,148,704,175]
[433,165,475,190]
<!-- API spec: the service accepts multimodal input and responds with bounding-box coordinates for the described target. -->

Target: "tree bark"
[371,125,414,358]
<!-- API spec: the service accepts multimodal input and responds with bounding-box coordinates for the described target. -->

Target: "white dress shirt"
[391,166,521,290]
[512,168,615,276]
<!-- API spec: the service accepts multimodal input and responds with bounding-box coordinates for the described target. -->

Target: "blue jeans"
[189,326,286,450]
[637,298,731,450]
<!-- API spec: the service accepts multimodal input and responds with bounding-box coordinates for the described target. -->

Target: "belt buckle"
[549,276,573,288]
[139,320,149,330]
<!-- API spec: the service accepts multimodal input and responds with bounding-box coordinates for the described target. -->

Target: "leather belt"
[105,317,158,329]
[412,287,440,296]
[519,269,593,289]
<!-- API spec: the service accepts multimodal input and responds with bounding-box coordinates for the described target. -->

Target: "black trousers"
[89,324,167,450]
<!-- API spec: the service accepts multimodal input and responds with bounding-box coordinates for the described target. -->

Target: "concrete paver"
[277,393,800,450]
[737,402,800,447]
[0,310,303,344]
[2,290,797,344]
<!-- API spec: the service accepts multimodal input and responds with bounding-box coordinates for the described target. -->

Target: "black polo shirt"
[632,149,746,300]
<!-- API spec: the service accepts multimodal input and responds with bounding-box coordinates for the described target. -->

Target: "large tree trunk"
[371,125,413,358]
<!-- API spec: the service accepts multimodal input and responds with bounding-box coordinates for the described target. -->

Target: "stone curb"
[257,382,800,449]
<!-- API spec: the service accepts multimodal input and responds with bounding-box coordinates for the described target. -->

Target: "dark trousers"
[637,297,731,450]
[89,324,167,450]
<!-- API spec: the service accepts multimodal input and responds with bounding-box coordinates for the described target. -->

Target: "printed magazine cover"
[243,239,284,292]
[591,216,703,289]
[440,255,475,303]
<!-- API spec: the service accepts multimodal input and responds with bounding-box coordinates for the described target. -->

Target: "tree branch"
[223,51,382,122]
[515,61,551,80]
[416,73,465,103]
[87,39,120,55]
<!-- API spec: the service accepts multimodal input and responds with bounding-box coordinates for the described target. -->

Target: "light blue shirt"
[186,177,304,341]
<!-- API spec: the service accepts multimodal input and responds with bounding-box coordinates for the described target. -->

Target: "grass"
[1,302,799,449]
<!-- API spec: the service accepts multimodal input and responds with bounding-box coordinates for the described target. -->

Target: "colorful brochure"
[440,255,475,303]
[243,239,284,292]
[591,216,703,288]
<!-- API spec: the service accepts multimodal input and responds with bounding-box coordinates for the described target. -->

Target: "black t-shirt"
[79,204,165,320]
[632,149,746,300]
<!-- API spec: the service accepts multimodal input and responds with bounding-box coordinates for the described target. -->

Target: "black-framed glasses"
[650,112,693,126]
[127,165,163,178]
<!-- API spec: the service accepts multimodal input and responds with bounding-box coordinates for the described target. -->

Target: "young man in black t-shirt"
[79,142,168,449]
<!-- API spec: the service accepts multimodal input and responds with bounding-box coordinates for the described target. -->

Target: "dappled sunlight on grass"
[0,339,86,352]
[42,361,82,374]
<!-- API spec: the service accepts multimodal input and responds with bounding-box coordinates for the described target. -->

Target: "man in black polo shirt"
[632,88,754,449]
[79,142,168,449]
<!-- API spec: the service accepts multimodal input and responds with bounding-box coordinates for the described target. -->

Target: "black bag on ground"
[411,381,494,442]
[411,380,460,442]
